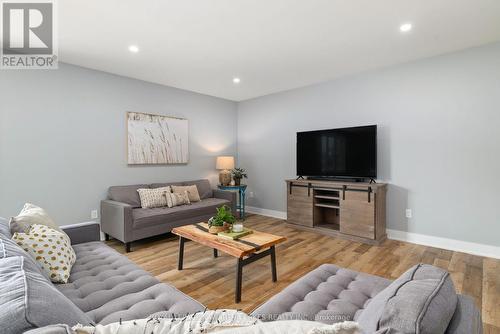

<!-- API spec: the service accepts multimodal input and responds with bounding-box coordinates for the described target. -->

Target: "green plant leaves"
[231,167,248,179]
[209,205,235,226]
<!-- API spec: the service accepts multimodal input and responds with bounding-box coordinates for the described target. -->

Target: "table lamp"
[216,156,234,186]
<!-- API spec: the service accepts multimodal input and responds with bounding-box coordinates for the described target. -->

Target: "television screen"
[297,125,377,178]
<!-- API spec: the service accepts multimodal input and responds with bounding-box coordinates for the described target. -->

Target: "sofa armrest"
[100,200,133,243]
[445,295,483,334]
[61,221,100,245]
[213,189,237,214]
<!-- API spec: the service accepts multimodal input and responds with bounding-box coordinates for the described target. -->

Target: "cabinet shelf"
[314,195,340,200]
[316,223,340,231]
[314,203,340,209]
[313,187,342,192]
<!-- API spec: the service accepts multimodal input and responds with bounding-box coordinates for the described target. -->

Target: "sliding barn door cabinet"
[286,179,387,245]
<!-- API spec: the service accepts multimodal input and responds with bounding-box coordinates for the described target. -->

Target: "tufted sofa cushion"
[56,241,204,324]
[87,283,207,325]
[251,264,391,324]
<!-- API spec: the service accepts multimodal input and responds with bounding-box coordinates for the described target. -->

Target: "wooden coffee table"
[172,223,286,303]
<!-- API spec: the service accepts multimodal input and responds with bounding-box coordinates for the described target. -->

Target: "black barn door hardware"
[290,182,373,202]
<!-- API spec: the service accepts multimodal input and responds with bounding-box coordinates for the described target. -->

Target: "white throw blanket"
[74,310,259,334]
[73,310,363,334]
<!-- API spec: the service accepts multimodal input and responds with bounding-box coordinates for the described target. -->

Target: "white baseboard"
[387,229,500,259]
[246,206,287,220]
[246,206,500,259]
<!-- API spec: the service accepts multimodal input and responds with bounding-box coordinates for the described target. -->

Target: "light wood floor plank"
[483,258,500,328]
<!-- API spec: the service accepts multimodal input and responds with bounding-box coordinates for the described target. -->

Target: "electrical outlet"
[91,210,98,219]
[249,191,255,198]
[405,209,412,219]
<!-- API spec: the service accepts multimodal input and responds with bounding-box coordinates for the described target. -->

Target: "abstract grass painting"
[127,112,188,164]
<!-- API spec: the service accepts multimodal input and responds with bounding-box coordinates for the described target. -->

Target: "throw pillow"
[165,191,191,208]
[137,186,171,209]
[357,263,458,334]
[9,203,64,234]
[171,185,201,202]
[12,224,76,283]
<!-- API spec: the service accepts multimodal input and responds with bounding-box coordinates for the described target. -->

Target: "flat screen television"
[297,125,377,179]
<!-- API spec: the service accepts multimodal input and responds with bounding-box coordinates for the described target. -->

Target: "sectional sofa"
[0,218,204,333]
[0,216,481,333]
[101,179,236,252]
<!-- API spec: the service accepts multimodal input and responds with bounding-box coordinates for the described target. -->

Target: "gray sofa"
[101,179,236,252]
[0,217,204,333]
[251,263,482,333]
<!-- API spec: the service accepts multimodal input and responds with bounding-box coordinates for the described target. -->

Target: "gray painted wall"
[238,42,500,247]
[0,63,237,225]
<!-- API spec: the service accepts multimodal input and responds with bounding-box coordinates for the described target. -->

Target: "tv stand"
[286,179,387,245]
[296,175,305,180]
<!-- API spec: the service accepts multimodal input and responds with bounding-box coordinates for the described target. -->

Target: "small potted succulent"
[231,167,248,186]
[208,205,236,234]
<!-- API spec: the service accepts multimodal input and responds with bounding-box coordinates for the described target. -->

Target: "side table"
[217,184,247,219]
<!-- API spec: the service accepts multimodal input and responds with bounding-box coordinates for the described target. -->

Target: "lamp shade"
[216,156,235,170]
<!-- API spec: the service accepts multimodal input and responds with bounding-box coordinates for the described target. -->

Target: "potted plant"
[231,167,248,186]
[208,205,236,234]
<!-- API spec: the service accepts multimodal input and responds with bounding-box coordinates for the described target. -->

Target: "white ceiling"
[60,0,500,101]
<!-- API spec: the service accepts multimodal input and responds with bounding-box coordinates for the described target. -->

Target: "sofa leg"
[125,242,131,253]
[104,233,110,241]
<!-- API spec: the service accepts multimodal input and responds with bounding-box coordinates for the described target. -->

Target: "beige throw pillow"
[12,224,76,283]
[172,185,201,202]
[9,203,64,235]
[165,191,190,208]
[137,186,171,209]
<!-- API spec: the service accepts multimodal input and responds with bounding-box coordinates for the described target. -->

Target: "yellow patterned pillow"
[12,224,76,283]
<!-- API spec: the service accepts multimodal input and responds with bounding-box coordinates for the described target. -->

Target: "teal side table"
[217,184,247,219]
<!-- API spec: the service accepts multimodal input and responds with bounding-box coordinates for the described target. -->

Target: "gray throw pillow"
[0,256,92,333]
[357,264,458,333]
[9,203,65,234]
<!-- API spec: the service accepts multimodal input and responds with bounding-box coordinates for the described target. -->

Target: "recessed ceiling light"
[400,23,413,33]
[128,45,139,53]
[233,77,241,84]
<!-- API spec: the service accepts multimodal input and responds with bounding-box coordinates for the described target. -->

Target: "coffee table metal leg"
[236,258,243,303]
[178,237,185,270]
[213,249,218,258]
[270,245,277,282]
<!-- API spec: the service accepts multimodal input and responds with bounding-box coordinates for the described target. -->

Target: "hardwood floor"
[107,214,500,333]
